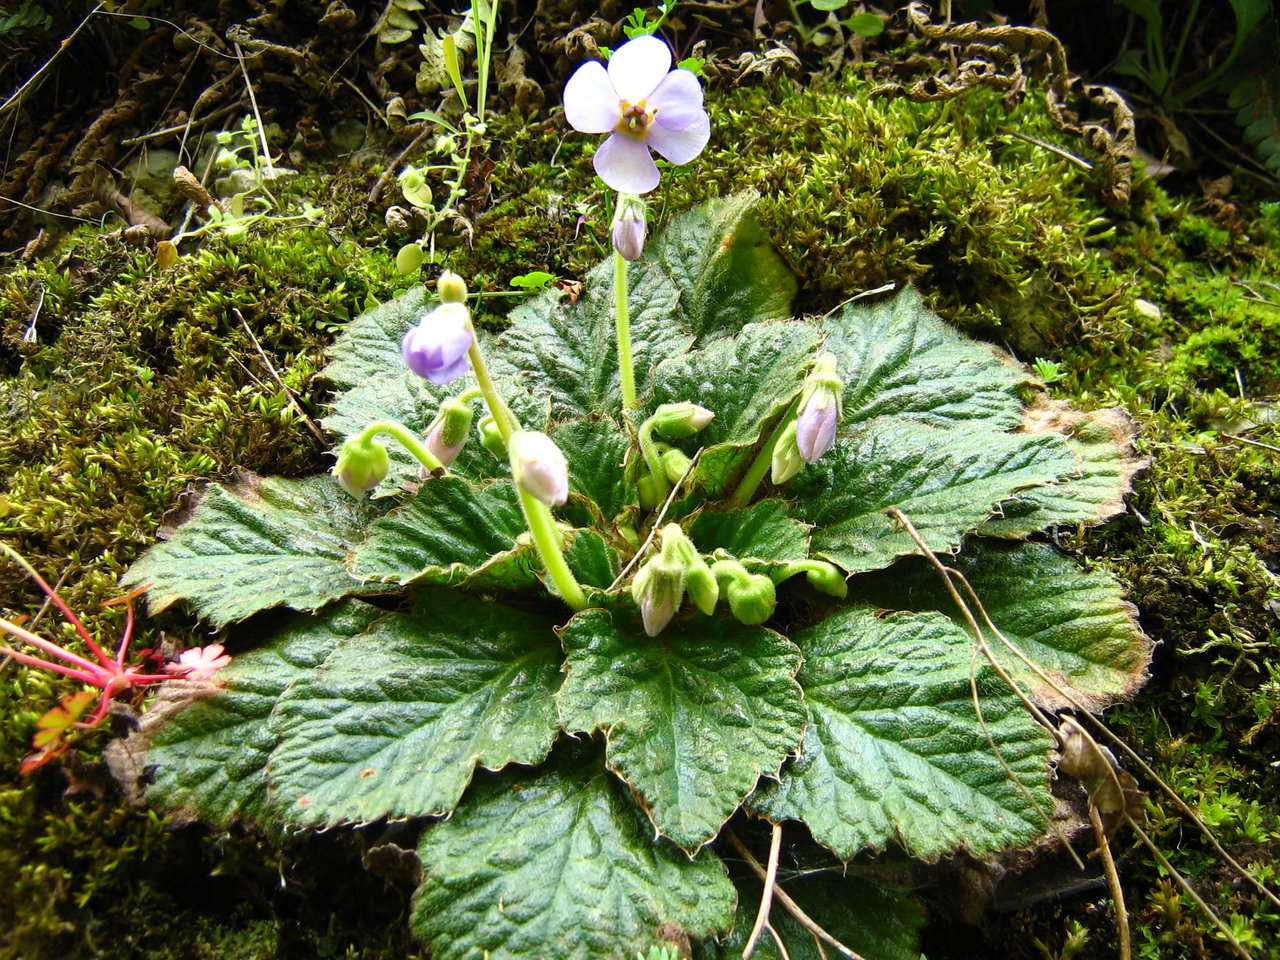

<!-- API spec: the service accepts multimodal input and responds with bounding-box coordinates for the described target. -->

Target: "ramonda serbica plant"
[111,33,1155,960]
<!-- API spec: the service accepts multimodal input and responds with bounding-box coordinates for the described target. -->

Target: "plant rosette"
[115,195,1151,960]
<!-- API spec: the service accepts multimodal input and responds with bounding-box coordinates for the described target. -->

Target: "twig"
[233,42,276,178]
[998,127,1094,170]
[232,309,327,444]
[0,3,105,118]
[607,450,702,592]
[764,920,791,960]
[743,822,784,959]
[726,831,868,960]
[1089,803,1131,960]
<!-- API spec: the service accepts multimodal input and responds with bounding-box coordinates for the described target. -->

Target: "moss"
[3,47,1280,960]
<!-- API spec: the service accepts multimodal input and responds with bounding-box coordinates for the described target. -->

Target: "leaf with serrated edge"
[269,587,562,825]
[350,477,527,585]
[824,286,1030,431]
[650,192,797,341]
[498,255,692,419]
[980,397,1149,537]
[791,420,1076,574]
[140,601,383,826]
[123,475,397,627]
[552,418,636,528]
[558,609,806,851]
[847,539,1151,710]
[411,747,735,960]
[689,500,810,565]
[751,607,1051,860]
[320,285,429,391]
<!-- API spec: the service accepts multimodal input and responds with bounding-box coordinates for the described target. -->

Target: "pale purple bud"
[795,391,838,463]
[424,419,465,468]
[402,302,473,384]
[612,196,647,260]
[334,437,389,498]
[509,431,569,507]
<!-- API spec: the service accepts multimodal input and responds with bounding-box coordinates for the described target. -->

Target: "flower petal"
[649,69,705,129]
[563,60,618,133]
[594,133,661,193]
[607,34,671,102]
[645,110,710,166]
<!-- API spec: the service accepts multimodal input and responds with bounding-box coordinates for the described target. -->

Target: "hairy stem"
[356,421,444,473]
[516,488,587,611]
[726,399,800,509]
[614,247,637,411]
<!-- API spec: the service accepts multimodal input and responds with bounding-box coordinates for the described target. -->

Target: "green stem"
[357,421,443,472]
[614,248,637,411]
[466,332,520,444]
[637,417,671,504]
[725,399,800,509]
[517,487,588,611]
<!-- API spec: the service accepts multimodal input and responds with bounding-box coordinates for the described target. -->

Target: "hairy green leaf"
[268,587,562,825]
[559,610,806,850]
[350,477,528,586]
[848,539,1151,710]
[824,286,1029,431]
[412,747,735,960]
[791,420,1075,574]
[123,476,397,627]
[141,601,383,826]
[751,607,1052,860]
[689,499,810,564]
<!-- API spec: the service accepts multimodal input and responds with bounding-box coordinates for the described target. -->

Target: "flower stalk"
[614,246,638,412]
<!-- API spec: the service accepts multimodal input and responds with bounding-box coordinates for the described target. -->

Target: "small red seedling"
[1,544,230,773]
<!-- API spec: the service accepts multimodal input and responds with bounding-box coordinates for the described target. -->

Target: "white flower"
[564,35,710,194]
[509,431,570,507]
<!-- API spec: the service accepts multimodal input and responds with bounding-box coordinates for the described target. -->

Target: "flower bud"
[661,447,692,485]
[726,573,776,625]
[611,194,647,261]
[334,436,389,497]
[713,559,776,626]
[660,523,719,616]
[803,561,848,598]
[509,430,570,507]
[424,419,465,469]
[637,473,661,510]
[651,402,715,439]
[770,421,804,485]
[402,302,473,384]
[437,270,468,303]
[437,397,475,448]
[795,353,842,463]
[631,551,685,636]
[478,416,506,460]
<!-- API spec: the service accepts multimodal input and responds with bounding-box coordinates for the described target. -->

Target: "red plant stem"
[0,616,104,674]
[0,643,101,684]
[16,564,114,667]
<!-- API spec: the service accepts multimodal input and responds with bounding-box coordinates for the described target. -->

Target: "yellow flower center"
[617,100,657,138]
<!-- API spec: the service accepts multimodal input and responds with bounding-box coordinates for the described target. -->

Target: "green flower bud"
[713,558,777,626]
[437,270,468,303]
[661,447,692,485]
[478,416,506,460]
[726,572,776,625]
[660,524,718,615]
[333,436,389,498]
[803,561,848,598]
[770,420,804,485]
[651,402,715,439]
[637,473,661,510]
[437,397,475,448]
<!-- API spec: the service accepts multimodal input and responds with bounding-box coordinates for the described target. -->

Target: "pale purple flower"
[402,302,473,384]
[509,431,570,506]
[564,35,710,194]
